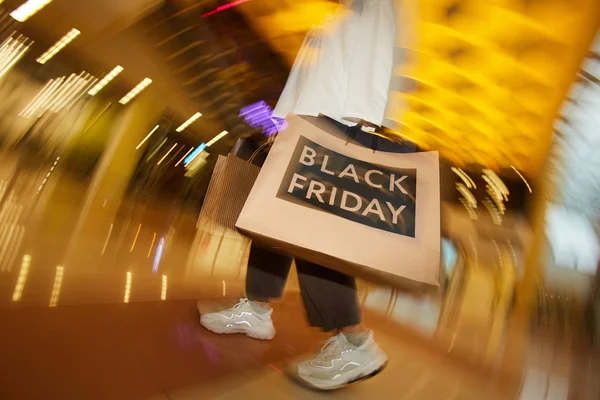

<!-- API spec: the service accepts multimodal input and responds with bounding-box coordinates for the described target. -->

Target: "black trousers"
[246,245,361,332]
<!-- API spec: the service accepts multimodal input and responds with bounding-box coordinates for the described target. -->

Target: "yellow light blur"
[456,183,477,209]
[157,143,178,165]
[511,166,532,193]
[119,78,152,105]
[176,112,202,132]
[130,224,142,252]
[136,125,159,150]
[161,275,167,300]
[88,65,124,96]
[12,254,31,301]
[175,147,194,167]
[206,130,228,147]
[49,266,64,307]
[101,223,113,255]
[0,34,32,78]
[36,28,80,64]
[222,280,226,297]
[451,167,476,189]
[10,0,53,22]
[124,272,132,303]
[147,232,156,258]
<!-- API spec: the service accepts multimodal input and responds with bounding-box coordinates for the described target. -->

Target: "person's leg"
[199,243,292,340]
[295,259,362,332]
[294,259,387,390]
[246,244,293,306]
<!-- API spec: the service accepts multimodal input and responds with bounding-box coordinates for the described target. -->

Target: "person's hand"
[267,133,277,145]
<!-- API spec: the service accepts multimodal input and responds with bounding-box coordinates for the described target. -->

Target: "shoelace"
[224,298,250,315]
[314,334,350,363]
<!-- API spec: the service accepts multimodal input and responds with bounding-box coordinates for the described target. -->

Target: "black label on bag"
[276,136,417,237]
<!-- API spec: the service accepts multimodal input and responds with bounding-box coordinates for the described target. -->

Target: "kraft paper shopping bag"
[185,155,259,280]
[236,114,441,291]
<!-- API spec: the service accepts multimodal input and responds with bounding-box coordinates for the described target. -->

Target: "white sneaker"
[295,331,388,390]
[199,298,276,340]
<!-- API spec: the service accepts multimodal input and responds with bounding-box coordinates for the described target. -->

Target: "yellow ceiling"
[238,0,600,175]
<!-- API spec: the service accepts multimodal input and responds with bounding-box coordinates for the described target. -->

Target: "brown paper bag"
[236,114,441,291]
[185,155,259,280]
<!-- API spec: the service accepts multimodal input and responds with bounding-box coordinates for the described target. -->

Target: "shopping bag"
[185,154,260,280]
[236,114,441,291]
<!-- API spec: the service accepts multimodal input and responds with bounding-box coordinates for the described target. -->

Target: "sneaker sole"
[198,311,275,341]
[292,358,388,391]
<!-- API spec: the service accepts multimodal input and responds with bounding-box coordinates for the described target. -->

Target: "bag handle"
[248,141,271,164]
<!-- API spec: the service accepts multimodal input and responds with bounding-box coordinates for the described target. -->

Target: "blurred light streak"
[184,150,209,177]
[161,275,167,300]
[483,198,503,225]
[147,232,156,258]
[10,0,53,22]
[176,112,202,132]
[222,280,226,297]
[152,238,165,274]
[146,137,167,161]
[130,224,142,252]
[175,147,193,167]
[459,198,478,220]
[240,101,285,136]
[511,166,532,193]
[49,266,64,307]
[206,130,228,147]
[0,197,24,272]
[101,223,113,255]
[456,183,477,208]
[19,79,54,116]
[157,143,178,166]
[36,28,80,64]
[6,227,25,272]
[183,143,206,166]
[268,364,281,373]
[0,34,32,79]
[20,77,63,118]
[136,125,159,150]
[483,169,509,201]
[65,74,97,109]
[37,156,60,193]
[166,145,185,166]
[451,167,476,189]
[21,72,95,117]
[83,102,112,132]
[119,78,152,105]
[124,272,132,303]
[202,0,251,18]
[11,254,31,301]
[88,65,123,96]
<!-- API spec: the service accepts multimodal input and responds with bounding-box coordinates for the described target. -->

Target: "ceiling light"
[157,143,178,165]
[36,28,80,64]
[10,0,54,22]
[175,147,193,167]
[176,112,202,132]
[119,78,152,105]
[88,65,123,96]
[206,130,228,147]
[184,143,207,166]
[136,125,159,150]
[161,275,167,300]
[0,34,32,78]
[123,271,132,303]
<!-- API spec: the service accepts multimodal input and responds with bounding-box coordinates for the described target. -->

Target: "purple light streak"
[239,101,286,137]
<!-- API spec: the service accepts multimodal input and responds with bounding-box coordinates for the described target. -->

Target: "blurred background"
[0,0,599,399]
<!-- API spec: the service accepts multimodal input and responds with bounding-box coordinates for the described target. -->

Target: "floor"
[0,296,514,400]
